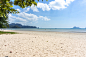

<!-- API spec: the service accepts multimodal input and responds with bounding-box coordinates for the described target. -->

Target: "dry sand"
[0,30,86,57]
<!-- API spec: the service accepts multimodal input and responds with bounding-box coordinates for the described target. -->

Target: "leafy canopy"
[0,14,9,28]
[0,0,48,18]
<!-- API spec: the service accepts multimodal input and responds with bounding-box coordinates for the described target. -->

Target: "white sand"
[0,30,86,57]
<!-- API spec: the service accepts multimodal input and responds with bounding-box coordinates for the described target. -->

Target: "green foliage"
[0,0,19,18]
[0,0,48,18]
[0,14,9,28]
[14,0,37,8]
[0,0,48,28]
[0,31,17,34]
[38,0,48,1]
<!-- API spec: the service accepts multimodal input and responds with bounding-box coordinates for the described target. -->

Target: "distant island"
[72,26,81,29]
[8,23,38,28]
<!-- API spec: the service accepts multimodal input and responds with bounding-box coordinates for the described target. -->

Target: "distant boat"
[55,28,57,29]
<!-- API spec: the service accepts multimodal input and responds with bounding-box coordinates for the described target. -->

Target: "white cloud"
[49,0,74,10]
[9,14,27,22]
[37,0,74,11]
[49,0,66,10]
[16,0,75,12]
[31,4,39,12]
[17,12,38,21]
[22,4,39,12]
[37,2,51,11]
[16,9,21,12]
[65,0,74,6]
[23,7,30,12]
[17,12,50,21]
[9,12,50,25]
[39,16,50,21]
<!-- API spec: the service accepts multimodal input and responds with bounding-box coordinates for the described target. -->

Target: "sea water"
[3,28,86,33]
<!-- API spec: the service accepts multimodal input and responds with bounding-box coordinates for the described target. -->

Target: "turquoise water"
[3,28,86,33]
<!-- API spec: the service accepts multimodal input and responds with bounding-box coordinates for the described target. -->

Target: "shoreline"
[1,30,86,34]
[1,28,86,33]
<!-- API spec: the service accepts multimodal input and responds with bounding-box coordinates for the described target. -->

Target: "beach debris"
[5,45,6,46]
[5,56,8,57]
[4,40,6,42]
[54,44,55,45]
[47,41,48,42]
[61,47,63,48]
[60,43,64,45]
[33,55,35,56]
[32,41,33,42]
[10,51,12,53]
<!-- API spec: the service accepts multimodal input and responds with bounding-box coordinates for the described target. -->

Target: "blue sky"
[9,0,86,28]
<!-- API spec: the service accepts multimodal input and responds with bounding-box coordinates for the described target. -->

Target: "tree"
[0,0,48,28]
[0,0,48,18]
[0,0,19,18]
[0,14,9,28]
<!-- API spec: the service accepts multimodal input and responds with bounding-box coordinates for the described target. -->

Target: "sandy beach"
[0,30,86,57]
